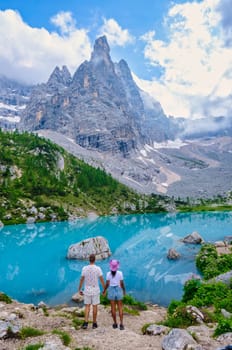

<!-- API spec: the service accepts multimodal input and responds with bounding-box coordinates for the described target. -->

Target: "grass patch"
[123,306,140,316]
[52,329,71,346]
[20,327,45,339]
[123,294,147,310]
[72,317,84,329]
[22,344,44,350]
[42,306,49,316]
[141,322,153,335]
[101,293,147,311]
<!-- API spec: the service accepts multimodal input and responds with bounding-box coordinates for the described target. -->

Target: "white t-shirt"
[106,270,123,287]
[81,264,103,296]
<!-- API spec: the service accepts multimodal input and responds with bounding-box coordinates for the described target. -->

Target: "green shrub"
[167,300,184,315]
[190,282,229,308]
[182,279,202,302]
[196,243,232,280]
[164,303,197,328]
[0,292,12,304]
[214,317,232,336]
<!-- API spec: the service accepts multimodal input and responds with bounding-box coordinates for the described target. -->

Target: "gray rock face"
[162,328,203,350]
[0,75,32,130]
[213,270,232,285]
[67,236,111,260]
[0,313,22,339]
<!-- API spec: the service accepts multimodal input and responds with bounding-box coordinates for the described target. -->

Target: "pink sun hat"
[110,259,120,271]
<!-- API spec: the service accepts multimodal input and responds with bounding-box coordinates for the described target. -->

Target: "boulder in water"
[67,236,111,260]
[181,231,204,244]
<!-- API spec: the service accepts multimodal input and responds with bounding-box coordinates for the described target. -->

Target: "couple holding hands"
[78,254,126,330]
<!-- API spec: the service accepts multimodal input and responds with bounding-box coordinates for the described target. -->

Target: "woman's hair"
[111,270,117,277]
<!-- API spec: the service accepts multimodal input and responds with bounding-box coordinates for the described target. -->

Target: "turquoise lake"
[0,211,231,307]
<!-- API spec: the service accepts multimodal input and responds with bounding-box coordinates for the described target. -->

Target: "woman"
[102,259,126,330]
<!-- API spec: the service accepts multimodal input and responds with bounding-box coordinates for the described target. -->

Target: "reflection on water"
[0,211,231,307]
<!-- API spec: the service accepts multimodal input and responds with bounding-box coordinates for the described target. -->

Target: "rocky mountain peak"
[90,35,113,68]
[92,35,110,55]
[47,65,71,87]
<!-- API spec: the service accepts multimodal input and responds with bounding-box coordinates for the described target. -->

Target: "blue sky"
[0,0,231,119]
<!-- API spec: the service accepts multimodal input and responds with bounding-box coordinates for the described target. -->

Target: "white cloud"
[99,18,134,47]
[50,11,76,35]
[139,0,232,118]
[0,10,91,84]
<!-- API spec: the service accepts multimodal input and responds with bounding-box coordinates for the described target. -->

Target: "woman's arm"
[102,280,110,295]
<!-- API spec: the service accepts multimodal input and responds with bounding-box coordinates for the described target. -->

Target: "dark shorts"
[108,286,123,301]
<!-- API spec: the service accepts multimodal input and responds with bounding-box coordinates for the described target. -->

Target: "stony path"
[0,300,231,350]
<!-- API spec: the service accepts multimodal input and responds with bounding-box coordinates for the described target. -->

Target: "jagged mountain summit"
[20,36,176,157]
[1,36,232,198]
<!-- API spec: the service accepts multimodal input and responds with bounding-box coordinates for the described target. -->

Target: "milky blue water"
[0,211,231,307]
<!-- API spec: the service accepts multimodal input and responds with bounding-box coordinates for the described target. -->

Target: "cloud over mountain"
[138,0,232,119]
[0,9,91,84]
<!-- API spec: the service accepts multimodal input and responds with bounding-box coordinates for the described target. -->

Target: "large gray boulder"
[67,236,111,260]
[212,270,232,285]
[162,328,203,350]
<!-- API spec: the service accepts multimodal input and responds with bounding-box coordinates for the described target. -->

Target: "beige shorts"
[84,293,100,305]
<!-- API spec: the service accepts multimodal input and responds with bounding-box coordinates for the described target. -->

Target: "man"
[78,253,105,329]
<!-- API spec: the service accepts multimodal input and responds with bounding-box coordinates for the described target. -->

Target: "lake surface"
[0,211,231,307]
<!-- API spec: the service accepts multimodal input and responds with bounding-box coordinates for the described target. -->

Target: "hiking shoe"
[81,322,88,329]
[92,322,98,329]
[119,324,124,330]
[112,323,118,329]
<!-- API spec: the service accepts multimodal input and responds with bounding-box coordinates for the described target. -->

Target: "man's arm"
[99,275,105,290]
[78,276,85,295]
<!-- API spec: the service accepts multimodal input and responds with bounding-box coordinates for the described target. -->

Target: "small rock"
[167,248,181,260]
[146,324,169,335]
[181,231,204,244]
[71,292,84,303]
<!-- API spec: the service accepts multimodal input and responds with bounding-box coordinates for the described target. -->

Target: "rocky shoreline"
[0,297,232,350]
